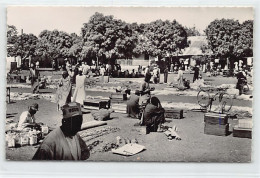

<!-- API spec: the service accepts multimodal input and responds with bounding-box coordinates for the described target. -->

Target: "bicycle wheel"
[197,90,210,108]
[219,93,233,112]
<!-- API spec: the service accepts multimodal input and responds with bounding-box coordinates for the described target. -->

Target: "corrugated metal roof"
[180,36,213,56]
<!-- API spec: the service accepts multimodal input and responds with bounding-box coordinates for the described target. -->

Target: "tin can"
[116,136,121,146]
[41,126,49,136]
[29,136,37,145]
[7,137,15,148]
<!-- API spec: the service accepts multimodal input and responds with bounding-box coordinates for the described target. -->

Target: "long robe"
[72,75,86,105]
[56,76,72,108]
[127,94,140,118]
[29,68,40,93]
[32,127,90,160]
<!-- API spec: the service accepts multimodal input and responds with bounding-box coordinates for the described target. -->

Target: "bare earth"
[5,72,252,162]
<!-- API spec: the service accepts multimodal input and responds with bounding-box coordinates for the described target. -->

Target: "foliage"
[134,20,188,59]
[205,19,253,58]
[36,30,73,60]
[7,32,38,60]
[81,12,138,64]
[184,26,201,37]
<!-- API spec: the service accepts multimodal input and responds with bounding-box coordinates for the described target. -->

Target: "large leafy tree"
[81,12,138,65]
[36,30,73,60]
[7,26,38,66]
[68,33,84,61]
[184,26,201,37]
[134,20,188,59]
[205,19,253,59]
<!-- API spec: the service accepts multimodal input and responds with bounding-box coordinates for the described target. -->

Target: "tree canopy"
[205,19,253,58]
[81,12,138,64]
[134,20,188,59]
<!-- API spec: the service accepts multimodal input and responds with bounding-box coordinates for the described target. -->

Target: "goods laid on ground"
[112,143,145,156]
[83,98,110,110]
[80,121,107,131]
[164,126,181,140]
[91,109,114,121]
[233,118,252,139]
[5,119,50,148]
[79,126,120,142]
[111,103,127,113]
[204,112,229,136]
[164,108,184,119]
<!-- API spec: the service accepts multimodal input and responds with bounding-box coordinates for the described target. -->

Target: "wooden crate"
[83,99,110,110]
[238,118,252,129]
[204,112,228,125]
[233,125,252,139]
[110,93,127,104]
[164,108,183,119]
[204,123,229,136]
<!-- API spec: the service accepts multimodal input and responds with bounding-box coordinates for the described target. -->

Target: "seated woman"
[142,96,165,132]
[127,90,140,119]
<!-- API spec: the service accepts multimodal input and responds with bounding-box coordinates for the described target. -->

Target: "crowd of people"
[15,58,253,160]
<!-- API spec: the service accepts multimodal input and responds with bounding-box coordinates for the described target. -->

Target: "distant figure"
[236,68,247,95]
[72,68,87,105]
[124,70,129,78]
[100,65,106,82]
[153,67,160,84]
[193,65,200,82]
[170,63,174,72]
[143,96,165,132]
[139,73,154,106]
[131,69,136,78]
[177,67,185,90]
[29,63,40,94]
[17,103,39,130]
[35,61,40,69]
[164,67,168,83]
[33,102,90,160]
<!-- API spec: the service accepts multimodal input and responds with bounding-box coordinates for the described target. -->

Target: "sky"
[7,6,254,36]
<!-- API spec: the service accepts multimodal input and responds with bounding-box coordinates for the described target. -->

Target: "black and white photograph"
[5,6,253,162]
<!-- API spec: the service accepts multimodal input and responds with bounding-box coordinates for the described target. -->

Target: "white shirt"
[17,111,36,130]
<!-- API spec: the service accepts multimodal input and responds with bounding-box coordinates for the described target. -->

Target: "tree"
[134,20,188,59]
[81,12,138,65]
[184,26,201,36]
[36,30,73,61]
[7,30,38,66]
[7,25,18,44]
[68,33,84,61]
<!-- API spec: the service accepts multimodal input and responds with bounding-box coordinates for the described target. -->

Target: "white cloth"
[65,136,79,160]
[100,67,106,76]
[17,111,36,130]
[72,75,86,105]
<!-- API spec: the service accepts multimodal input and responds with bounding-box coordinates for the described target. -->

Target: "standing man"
[193,65,200,83]
[33,102,90,160]
[164,66,169,83]
[29,63,40,94]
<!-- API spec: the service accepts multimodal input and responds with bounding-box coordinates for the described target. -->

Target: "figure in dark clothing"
[29,63,40,94]
[236,69,247,95]
[164,67,169,83]
[142,96,165,132]
[33,102,90,160]
[193,65,200,82]
[127,90,140,119]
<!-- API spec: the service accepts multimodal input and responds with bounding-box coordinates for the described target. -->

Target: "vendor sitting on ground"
[142,96,165,132]
[33,102,90,160]
[127,90,141,119]
[17,103,39,130]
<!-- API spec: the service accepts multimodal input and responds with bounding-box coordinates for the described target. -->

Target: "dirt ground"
[5,72,252,162]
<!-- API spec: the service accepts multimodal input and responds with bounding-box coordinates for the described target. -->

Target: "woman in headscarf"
[127,90,140,119]
[72,67,87,105]
[56,69,74,110]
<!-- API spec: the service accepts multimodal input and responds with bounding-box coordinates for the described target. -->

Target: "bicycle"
[197,86,233,113]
